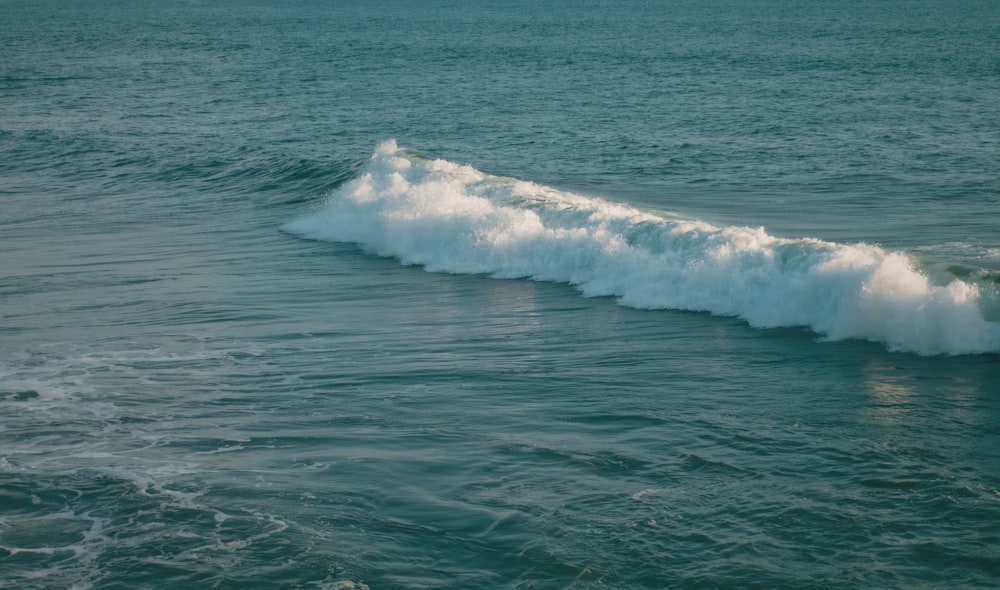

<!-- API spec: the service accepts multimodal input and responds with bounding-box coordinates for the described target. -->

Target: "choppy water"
[2,1,999,588]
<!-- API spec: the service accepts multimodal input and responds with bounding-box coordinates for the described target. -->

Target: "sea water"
[2,0,999,588]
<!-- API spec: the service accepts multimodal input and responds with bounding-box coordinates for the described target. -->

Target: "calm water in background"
[2,0,999,588]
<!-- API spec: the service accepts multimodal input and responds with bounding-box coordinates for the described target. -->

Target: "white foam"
[282,141,1000,356]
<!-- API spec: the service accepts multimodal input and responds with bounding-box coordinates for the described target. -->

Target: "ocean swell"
[282,141,1000,356]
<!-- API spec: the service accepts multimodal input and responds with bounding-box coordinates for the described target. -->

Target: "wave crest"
[282,141,1000,356]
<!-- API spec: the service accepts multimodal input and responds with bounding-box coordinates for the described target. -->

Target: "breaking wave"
[283,141,1000,356]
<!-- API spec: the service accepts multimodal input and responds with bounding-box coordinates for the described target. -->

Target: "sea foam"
[282,141,1000,356]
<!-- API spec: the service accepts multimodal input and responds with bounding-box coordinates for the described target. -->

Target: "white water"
[283,141,1000,356]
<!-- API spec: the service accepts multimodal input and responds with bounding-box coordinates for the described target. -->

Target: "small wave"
[282,141,1000,356]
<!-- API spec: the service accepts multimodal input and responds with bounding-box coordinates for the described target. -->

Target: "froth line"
[282,141,1000,356]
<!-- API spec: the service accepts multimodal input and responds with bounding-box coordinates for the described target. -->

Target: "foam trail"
[283,141,1000,356]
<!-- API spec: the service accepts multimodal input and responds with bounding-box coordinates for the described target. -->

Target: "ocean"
[2,0,999,588]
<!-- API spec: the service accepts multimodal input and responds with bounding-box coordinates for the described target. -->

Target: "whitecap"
[283,141,1000,356]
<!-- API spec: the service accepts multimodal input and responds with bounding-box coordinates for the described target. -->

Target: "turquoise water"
[2,1,999,588]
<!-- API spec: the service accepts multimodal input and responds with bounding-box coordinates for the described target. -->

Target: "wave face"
[283,141,1000,356]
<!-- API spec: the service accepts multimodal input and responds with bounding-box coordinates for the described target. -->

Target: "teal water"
[2,0,999,588]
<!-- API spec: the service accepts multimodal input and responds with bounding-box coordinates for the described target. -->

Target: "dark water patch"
[1,390,40,402]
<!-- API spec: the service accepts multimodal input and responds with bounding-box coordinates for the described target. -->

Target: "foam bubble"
[283,141,1000,356]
